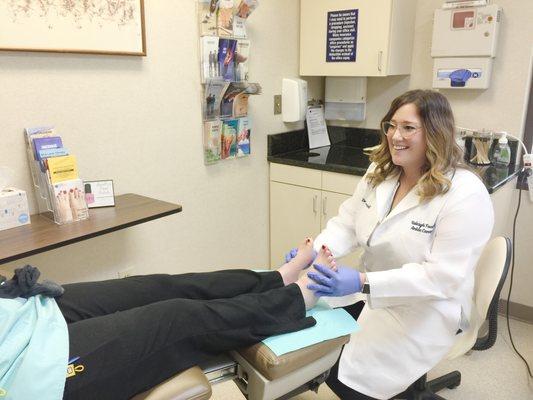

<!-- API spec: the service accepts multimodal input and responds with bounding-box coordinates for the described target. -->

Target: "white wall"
[0,1,323,283]
[2,0,532,309]
[347,0,533,307]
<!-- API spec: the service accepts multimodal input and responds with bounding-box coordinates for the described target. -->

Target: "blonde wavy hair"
[366,90,464,201]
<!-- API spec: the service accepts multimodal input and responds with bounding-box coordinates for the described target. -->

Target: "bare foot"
[69,188,89,221]
[56,190,73,224]
[296,245,336,310]
[277,238,316,286]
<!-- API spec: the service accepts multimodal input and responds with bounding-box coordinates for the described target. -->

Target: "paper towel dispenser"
[325,77,367,121]
[282,78,308,122]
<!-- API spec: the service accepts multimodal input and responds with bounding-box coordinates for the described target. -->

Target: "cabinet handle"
[322,196,327,216]
[313,195,318,214]
[378,51,383,72]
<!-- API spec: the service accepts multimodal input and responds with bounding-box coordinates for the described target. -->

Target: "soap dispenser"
[492,132,511,167]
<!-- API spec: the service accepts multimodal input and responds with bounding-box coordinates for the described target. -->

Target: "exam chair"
[399,236,511,400]
[132,335,350,400]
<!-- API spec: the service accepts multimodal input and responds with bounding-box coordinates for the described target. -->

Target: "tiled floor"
[211,316,533,399]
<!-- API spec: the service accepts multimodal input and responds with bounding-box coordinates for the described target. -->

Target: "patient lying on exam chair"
[0,238,345,400]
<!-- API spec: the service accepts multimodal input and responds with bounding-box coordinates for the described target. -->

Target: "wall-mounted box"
[300,0,417,77]
[431,4,502,89]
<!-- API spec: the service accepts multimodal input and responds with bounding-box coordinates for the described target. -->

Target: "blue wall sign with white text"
[326,9,358,63]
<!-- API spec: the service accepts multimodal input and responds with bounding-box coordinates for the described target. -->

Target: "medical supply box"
[0,188,30,232]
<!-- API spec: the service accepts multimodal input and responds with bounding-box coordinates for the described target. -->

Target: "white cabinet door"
[300,0,392,76]
[321,191,363,268]
[270,182,321,268]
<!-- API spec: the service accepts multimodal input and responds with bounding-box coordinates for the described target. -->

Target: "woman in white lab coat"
[305,90,494,399]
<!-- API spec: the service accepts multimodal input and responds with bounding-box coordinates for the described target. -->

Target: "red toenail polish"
[321,245,326,249]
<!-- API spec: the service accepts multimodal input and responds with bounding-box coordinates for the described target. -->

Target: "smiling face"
[386,103,427,175]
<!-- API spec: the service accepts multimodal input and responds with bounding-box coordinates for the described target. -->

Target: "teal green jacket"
[0,295,68,400]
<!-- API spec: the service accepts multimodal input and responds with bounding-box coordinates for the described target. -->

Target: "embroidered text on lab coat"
[410,220,435,234]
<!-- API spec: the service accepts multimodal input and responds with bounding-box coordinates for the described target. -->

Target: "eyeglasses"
[381,121,422,139]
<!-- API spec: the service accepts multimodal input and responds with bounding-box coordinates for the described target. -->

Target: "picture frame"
[83,180,115,208]
[0,1,146,56]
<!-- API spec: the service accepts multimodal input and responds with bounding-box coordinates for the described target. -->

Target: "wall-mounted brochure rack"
[25,127,89,225]
[197,0,260,165]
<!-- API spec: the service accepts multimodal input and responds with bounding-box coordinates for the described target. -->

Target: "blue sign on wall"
[326,9,358,63]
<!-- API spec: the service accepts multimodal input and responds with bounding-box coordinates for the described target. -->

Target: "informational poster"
[326,9,358,63]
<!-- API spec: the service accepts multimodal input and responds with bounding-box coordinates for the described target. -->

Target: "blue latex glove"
[284,248,298,263]
[284,247,317,266]
[307,264,362,297]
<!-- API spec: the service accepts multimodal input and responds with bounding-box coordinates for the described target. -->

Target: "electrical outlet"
[274,95,282,115]
[118,267,135,279]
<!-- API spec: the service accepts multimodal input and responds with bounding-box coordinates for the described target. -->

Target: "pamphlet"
[51,178,89,224]
[220,82,261,118]
[306,105,331,149]
[217,0,234,37]
[47,155,79,184]
[237,117,251,157]
[236,0,259,19]
[233,0,259,37]
[221,119,239,159]
[204,79,230,120]
[203,120,222,164]
[200,36,220,83]
[218,38,237,81]
[235,39,250,81]
[198,0,218,36]
[32,136,62,160]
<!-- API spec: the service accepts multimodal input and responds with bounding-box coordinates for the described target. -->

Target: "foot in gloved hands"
[277,237,316,286]
[295,245,337,309]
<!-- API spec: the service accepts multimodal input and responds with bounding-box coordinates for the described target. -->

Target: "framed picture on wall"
[0,0,146,56]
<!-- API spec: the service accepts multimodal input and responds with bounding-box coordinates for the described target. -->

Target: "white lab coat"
[314,164,494,400]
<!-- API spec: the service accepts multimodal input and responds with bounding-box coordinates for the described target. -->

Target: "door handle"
[322,196,327,216]
[313,195,318,214]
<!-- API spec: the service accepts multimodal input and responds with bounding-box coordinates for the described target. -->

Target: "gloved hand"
[284,248,298,263]
[307,264,363,297]
[284,247,317,266]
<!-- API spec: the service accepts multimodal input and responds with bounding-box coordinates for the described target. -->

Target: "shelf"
[0,193,182,265]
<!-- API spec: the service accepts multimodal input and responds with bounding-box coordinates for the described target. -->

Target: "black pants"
[56,270,315,400]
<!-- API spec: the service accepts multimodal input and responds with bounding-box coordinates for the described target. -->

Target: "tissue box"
[0,188,30,232]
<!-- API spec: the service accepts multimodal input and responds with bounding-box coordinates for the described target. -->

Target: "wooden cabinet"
[269,163,362,268]
[300,0,417,77]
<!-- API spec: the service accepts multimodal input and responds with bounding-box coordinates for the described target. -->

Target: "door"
[270,182,321,268]
[300,0,392,76]
[321,191,364,267]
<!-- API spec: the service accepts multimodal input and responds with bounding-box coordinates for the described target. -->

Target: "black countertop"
[267,127,521,194]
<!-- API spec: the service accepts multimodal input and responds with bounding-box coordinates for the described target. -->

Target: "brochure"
[217,0,234,37]
[47,155,79,184]
[204,79,230,120]
[203,120,222,164]
[200,36,220,83]
[235,39,250,82]
[52,178,89,224]
[198,0,218,36]
[218,38,237,81]
[220,82,262,118]
[233,0,259,37]
[221,119,238,159]
[236,0,259,19]
[33,136,63,161]
[237,117,251,157]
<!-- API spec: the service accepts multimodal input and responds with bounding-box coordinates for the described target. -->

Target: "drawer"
[269,163,322,189]
[322,171,361,195]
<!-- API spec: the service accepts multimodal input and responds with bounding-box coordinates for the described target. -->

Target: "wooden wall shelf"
[0,193,182,265]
